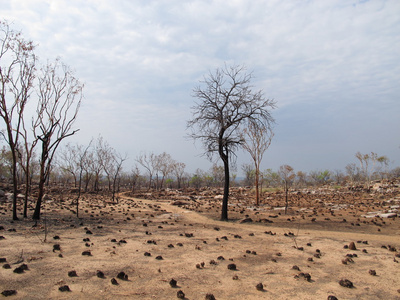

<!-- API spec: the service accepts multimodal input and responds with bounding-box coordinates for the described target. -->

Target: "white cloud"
[1,0,399,174]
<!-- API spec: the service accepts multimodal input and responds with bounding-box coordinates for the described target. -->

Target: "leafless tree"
[241,122,273,206]
[92,136,106,192]
[109,152,127,202]
[32,59,83,220]
[156,152,174,189]
[0,20,36,220]
[136,152,156,190]
[96,137,115,191]
[345,163,359,184]
[211,164,225,187]
[130,165,141,192]
[278,164,295,214]
[188,64,276,220]
[58,143,80,187]
[18,106,40,218]
[61,141,91,217]
[172,161,186,189]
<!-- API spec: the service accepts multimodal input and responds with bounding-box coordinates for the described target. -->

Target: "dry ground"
[0,189,399,299]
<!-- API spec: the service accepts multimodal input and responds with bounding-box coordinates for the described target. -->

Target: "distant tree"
[241,121,273,205]
[263,168,280,188]
[74,142,92,217]
[130,165,141,192]
[0,20,36,220]
[278,165,295,214]
[345,163,359,184]
[332,169,345,186]
[109,152,127,202]
[32,59,83,220]
[188,64,276,220]
[172,161,186,189]
[376,155,389,179]
[295,170,307,188]
[59,143,80,187]
[241,163,255,186]
[189,169,205,189]
[136,152,156,190]
[317,170,331,185]
[211,164,224,187]
[156,152,174,189]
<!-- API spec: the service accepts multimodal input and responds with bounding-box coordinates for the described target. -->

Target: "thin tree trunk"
[11,150,19,220]
[255,168,260,206]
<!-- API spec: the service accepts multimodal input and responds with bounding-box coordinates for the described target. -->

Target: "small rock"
[58,285,70,292]
[1,290,17,297]
[68,270,78,277]
[170,278,177,287]
[53,244,61,252]
[155,255,163,260]
[339,279,353,288]
[227,263,236,270]
[3,263,11,269]
[0,258,6,263]
[97,270,105,278]
[177,290,185,299]
[117,272,128,280]
[111,278,118,285]
[232,275,239,280]
[327,296,338,300]
[13,264,28,274]
[348,242,357,250]
[369,270,376,276]
[256,283,264,291]
[82,250,92,256]
[205,293,216,300]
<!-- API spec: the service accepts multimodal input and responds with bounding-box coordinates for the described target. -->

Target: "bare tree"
[188,64,276,220]
[58,143,80,187]
[130,165,141,192]
[278,164,295,214]
[92,136,106,192]
[136,152,156,190]
[32,59,83,220]
[156,152,174,189]
[65,141,92,218]
[242,122,273,206]
[0,21,36,220]
[172,161,186,189]
[96,137,115,192]
[109,152,127,202]
[18,106,40,218]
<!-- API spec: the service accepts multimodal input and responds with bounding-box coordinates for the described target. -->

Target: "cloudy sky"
[1,0,399,176]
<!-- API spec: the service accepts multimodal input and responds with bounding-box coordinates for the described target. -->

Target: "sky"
[1,0,399,176]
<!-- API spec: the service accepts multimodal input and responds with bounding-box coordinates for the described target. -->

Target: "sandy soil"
[0,191,399,299]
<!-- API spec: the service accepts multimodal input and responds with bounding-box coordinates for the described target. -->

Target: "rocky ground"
[0,183,399,299]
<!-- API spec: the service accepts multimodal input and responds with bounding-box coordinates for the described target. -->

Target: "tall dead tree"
[242,122,273,206]
[188,64,276,220]
[32,59,83,220]
[0,20,36,220]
